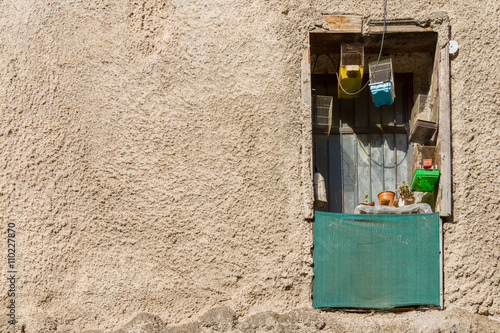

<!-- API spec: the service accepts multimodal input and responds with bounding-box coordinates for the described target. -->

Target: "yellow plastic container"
[338,44,364,99]
[338,65,364,99]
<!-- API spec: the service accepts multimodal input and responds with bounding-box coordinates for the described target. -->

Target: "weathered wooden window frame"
[302,18,452,221]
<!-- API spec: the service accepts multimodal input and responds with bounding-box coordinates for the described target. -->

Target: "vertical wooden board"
[328,135,343,212]
[396,133,409,184]
[301,33,314,220]
[301,34,311,109]
[369,97,381,128]
[383,133,396,191]
[438,44,452,219]
[431,42,440,97]
[314,136,330,211]
[341,99,355,129]
[370,133,383,201]
[394,82,405,126]
[408,142,415,179]
[357,134,371,202]
[342,134,357,213]
[354,86,369,128]
[332,87,341,129]
[381,103,395,127]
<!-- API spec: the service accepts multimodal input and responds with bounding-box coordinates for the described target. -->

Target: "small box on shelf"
[412,145,440,172]
[409,94,438,144]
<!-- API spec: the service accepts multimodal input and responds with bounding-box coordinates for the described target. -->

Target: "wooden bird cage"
[368,58,395,107]
[338,44,364,99]
[409,94,439,144]
[312,95,333,136]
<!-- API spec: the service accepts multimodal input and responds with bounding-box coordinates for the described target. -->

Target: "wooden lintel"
[369,20,434,33]
[309,31,438,55]
[323,15,363,33]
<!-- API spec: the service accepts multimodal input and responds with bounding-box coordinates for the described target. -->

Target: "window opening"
[304,15,450,311]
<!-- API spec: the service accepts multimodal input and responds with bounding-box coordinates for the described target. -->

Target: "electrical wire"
[312,54,337,75]
[337,0,388,96]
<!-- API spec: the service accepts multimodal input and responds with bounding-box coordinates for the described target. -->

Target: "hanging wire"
[337,0,388,96]
[312,54,337,75]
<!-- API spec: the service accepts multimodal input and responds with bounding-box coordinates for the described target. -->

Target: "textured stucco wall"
[0,0,499,331]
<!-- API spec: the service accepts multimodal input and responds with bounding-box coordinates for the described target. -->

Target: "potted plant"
[397,180,414,206]
[359,192,375,206]
[378,191,396,206]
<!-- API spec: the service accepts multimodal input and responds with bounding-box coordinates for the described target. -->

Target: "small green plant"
[364,192,369,202]
[397,180,413,200]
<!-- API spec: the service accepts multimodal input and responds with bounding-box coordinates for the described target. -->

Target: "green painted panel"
[312,211,440,309]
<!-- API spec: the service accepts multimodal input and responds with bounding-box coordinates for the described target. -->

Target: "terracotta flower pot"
[378,191,395,206]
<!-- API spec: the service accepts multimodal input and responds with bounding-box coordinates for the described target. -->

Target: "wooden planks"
[301,33,314,219]
[383,134,396,191]
[342,134,357,213]
[312,75,414,213]
[329,135,343,212]
[357,134,371,203]
[301,34,312,109]
[355,87,369,128]
[323,15,363,33]
[438,45,452,220]
[341,99,355,129]
[396,133,409,186]
[314,136,330,212]
[381,104,395,127]
[394,82,405,126]
[370,134,384,202]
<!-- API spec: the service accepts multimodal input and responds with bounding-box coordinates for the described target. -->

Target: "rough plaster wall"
[0,0,498,331]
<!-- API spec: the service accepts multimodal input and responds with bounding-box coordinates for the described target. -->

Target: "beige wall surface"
[0,0,498,331]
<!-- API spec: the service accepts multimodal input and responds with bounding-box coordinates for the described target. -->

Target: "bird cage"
[410,145,440,192]
[312,95,333,136]
[412,145,440,172]
[409,94,438,144]
[338,44,364,99]
[368,58,395,107]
